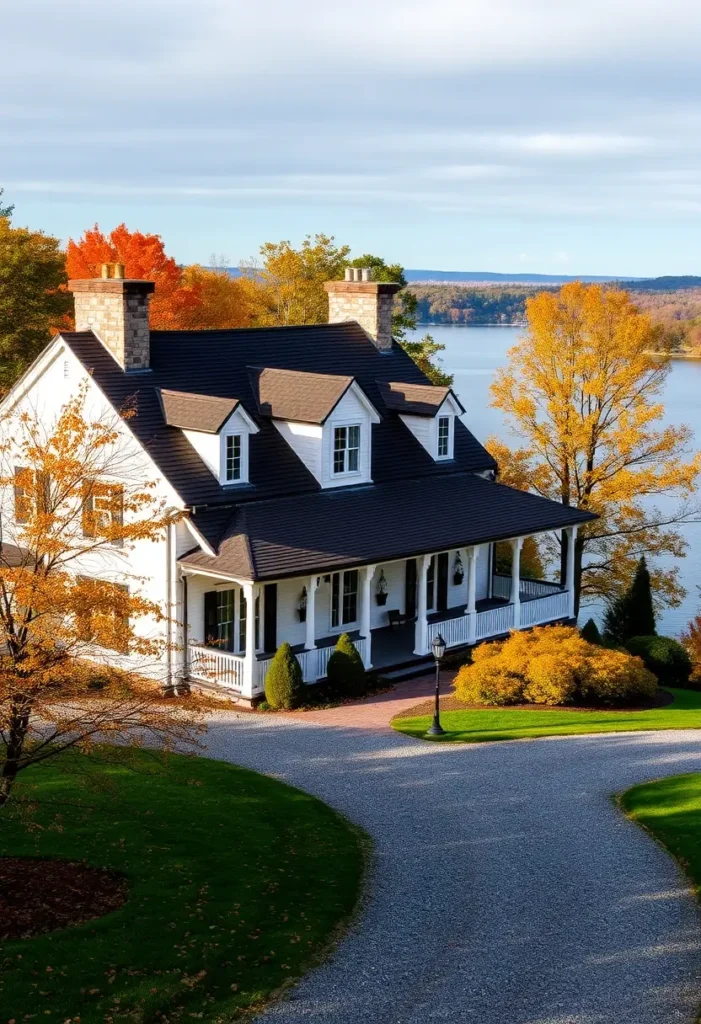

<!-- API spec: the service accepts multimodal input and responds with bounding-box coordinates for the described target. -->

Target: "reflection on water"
[408,324,701,635]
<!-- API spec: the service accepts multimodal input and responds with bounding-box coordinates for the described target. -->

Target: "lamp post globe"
[427,632,446,737]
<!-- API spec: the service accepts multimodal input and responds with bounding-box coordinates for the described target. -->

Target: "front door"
[437,552,449,613]
[405,558,417,619]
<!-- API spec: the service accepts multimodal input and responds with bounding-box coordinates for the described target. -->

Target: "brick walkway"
[290,672,451,729]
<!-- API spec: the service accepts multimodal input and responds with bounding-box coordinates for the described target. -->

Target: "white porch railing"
[427,614,471,650]
[188,645,245,692]
[475,602,515,640]
[255,636,370,688]
[520,589,569,628]
[492,573,564,600]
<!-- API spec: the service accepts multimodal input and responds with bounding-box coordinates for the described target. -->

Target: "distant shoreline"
[416,322,525,329]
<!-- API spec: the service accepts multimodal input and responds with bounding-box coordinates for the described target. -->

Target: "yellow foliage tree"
[179,264,257,329]
[489,282,701,612]
[0,387,205,808]
[242,234,351,326]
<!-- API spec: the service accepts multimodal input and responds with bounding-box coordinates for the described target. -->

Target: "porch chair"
[387,609,403,630]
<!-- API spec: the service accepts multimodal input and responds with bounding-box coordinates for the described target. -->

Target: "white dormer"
[377,381,464,463]
[160,390,259,486]
[248,367,380,489]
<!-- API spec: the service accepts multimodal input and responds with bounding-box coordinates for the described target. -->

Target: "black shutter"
[204,591,218,647]
[405,559,417,619]
[437,552,449,612]
[263,583,277,653]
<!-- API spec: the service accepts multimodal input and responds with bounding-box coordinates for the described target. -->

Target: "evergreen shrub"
[326,633,366,697]
[625,635,693,689]
[580,618,602,645]
[265,641,305,709]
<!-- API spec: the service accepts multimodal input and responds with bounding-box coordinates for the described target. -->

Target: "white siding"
[475,545,490,600]
[370,560,407,628]
[182,407,254,484]
[273,421,323,482]
[399,413,432,455]
[276,576,308,649]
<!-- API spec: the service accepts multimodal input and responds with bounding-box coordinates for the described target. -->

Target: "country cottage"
[0,265,593,702]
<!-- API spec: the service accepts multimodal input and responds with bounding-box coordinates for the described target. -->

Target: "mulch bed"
[394,688,675,719]
[0,857,127,940]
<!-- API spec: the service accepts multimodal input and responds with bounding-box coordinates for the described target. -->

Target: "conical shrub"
[580,618,602,645]
[326,633,366,697]
[265,641,305,709]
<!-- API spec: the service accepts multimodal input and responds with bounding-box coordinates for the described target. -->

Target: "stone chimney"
[68,263,155,371]
[324,268,401,352]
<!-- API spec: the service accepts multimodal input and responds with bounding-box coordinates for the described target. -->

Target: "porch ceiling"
[179,472,595,582]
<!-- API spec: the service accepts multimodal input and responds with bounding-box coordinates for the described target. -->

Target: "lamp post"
[427,632,447,737]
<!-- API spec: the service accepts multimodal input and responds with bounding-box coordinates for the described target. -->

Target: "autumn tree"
[489,282,700,613]
[0,189,13,218]
[66,224,202,330]
[0,387,204,809]
[180,264,256,329]
[0,217,72,394]
[242,233,351,326]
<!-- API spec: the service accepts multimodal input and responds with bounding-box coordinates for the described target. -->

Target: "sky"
[3,0,701,276]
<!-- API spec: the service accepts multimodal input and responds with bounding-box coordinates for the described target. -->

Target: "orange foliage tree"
[489,283,701,612]
[0,387,204,809]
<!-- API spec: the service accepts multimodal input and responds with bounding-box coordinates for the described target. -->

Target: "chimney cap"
[344,266,374,283]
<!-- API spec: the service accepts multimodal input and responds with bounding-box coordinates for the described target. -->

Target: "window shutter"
[36,471,51,515]
[204,591,218,646]
[111,485,124,548]
[13,467,31,524]
[82,482,95,537]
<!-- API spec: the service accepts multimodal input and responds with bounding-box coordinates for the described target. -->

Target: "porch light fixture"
[298,586,308,623]
[427,632,446,737]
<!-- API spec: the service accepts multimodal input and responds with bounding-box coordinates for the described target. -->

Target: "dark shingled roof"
[159,389,240,433]
[60,324,497,517]
[248,366,355,424]
[180,473,596,582]
[377,380,465,416]
[1,543,31,568]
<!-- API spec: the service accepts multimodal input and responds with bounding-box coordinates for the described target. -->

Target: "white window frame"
[435,415,453,461]
[225,434,242,482]
[332,423,362,477]
[219,430,249,486]
[437,416,451,459]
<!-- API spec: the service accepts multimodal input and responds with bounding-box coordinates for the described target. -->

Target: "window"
[238,590,247,653]
[331,569,359,627]
[76,579,130,654]
[82,481,124,546]
[14,467,50,524]
[437,416,451,458]
[225,435,242,482]
[333,425,361,475]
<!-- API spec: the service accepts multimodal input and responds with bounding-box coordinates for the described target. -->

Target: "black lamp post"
[427,632,447,737]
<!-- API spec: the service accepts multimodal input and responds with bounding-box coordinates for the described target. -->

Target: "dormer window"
[225,435,242,482]
[437,416,451,459]
[160,389,259,487]
[333,425,361,475]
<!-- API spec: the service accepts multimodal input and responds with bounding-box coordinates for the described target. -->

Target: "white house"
[0,264,594,703]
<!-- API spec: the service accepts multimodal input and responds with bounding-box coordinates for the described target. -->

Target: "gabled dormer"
[159,389,259,486]
[377,381,465,463]
[248,367,380,488]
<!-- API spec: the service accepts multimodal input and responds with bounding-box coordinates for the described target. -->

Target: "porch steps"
[377,657,435,683]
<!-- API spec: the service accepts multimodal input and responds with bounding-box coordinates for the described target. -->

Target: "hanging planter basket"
[375,569,388,606]
[298,608,307,623]
[453,552,465,587]
[453,571,464,586]
[376,592,388,606]
[298,586,307,622]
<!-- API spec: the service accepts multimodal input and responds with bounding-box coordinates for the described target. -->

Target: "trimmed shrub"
[265,641,305,709]
[580,618,602,646]
[625,635,693,688]
[454,625,657,708]
[326,633,366,697]
[681,615,701,689]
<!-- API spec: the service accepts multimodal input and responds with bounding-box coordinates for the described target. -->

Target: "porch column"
[565,525,577,620]
[360,564,376,670]
[305,575,318,651]
[510,537,523,630]
[466,546,479,644]
[414,553,432,656]
[242,582,258,698]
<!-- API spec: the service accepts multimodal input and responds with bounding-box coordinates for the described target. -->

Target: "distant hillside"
[403,269,638,284]
[622,276,701,291]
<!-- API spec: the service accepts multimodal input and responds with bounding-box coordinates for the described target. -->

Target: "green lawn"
[0,749,366,1023]
[621,773,701,903]
[392,687,701,743]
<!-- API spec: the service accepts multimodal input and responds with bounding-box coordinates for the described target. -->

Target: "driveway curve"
[204,692,701,1024]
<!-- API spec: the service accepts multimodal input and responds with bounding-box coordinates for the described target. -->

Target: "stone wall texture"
[69,280,154,371]
[324,281,401,352]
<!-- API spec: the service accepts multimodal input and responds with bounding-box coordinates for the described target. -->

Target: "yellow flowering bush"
[454,625,657,707]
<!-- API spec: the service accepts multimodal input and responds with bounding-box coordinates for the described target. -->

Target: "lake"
[407,323,701,635]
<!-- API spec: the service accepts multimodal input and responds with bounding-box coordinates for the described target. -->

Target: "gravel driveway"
[204,711,701,1023]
